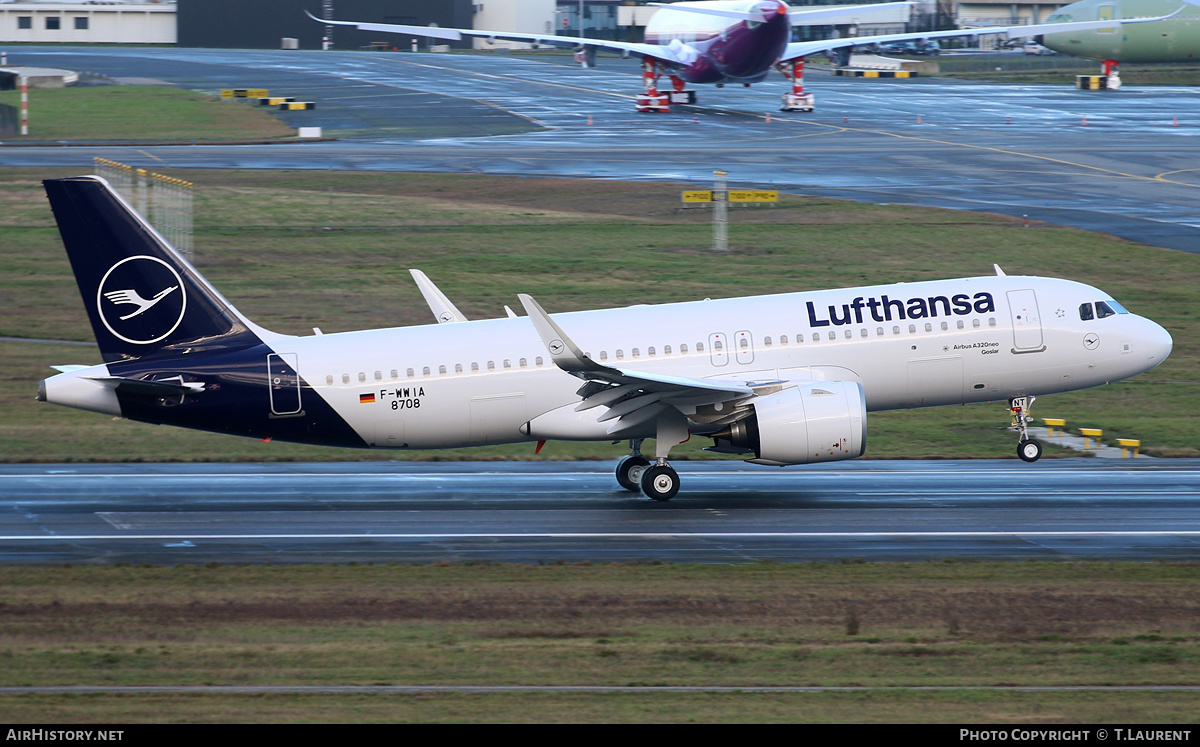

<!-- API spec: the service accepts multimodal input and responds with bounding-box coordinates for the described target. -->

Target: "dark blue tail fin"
[44,176,264,363]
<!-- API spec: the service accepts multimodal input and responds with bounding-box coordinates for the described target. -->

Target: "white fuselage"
[273,274,1170,449]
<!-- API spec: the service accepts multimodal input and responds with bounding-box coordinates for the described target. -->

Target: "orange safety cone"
[587,114,594,125]
[1173,116,1179,127]
[765,112,772,123]
[917,113,922,124]
[1082,116,1088,126]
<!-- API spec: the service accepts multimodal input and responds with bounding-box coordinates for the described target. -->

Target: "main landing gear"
[615,439,650,491]
[1010,395,1043,462]
[615,415,688,502]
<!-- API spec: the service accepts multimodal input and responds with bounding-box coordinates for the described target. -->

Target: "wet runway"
[3,47,1200,251]
[2,460,1199,564]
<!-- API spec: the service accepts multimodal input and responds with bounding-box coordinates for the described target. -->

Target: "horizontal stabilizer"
[87,375,205,398]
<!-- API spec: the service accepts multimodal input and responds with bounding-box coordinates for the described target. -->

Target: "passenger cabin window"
[536,357,544,366]
[663,345,672,355]
[519,358,527,368]
[696,342,704,352]
[487,361,495,371]
[390,369,398,379]
[358,372,366,383]
[438,365,447,375]
[422,366,431,376]
[780,335,788,345]
[632,348,640,358]
[326,375,333,386]
[763,337,772,347]
[407,368,415,378]
[342,374,350,384]
[647,347,655,357]
[455,364,463,373]
[374,371,382,381]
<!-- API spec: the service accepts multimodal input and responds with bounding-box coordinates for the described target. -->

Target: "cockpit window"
[1108,300,1129,314]
[1095,301,1118,319]
[1079,303,1094,321]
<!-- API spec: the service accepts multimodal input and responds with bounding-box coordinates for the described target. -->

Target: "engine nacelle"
[711,382,867,466]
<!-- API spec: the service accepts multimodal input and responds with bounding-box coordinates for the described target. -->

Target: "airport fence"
[93,157,194,261]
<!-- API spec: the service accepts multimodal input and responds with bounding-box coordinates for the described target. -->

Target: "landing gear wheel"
[1018,439,1043,463]
[616,455,651,492]
[640,464,680,502]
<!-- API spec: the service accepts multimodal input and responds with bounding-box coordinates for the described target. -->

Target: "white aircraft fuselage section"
[284,274,1169,450]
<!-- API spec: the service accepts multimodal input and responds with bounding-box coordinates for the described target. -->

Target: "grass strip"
[0,86,296,142]
[0,562,1198,721]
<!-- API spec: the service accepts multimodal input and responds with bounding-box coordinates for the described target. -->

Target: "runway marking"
[2,531,1200,541]
[138,149,164,163]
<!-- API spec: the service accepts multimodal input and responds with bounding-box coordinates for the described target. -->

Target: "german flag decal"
[359,393,375,404]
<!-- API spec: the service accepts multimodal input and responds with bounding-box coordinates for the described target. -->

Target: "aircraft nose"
[1142,318,1173,368]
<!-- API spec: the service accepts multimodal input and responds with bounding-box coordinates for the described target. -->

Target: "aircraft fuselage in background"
[642,2,790,84]
[1043,0,1200,62]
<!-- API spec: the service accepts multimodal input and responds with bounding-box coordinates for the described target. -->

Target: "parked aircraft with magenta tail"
[308,1,1177,112]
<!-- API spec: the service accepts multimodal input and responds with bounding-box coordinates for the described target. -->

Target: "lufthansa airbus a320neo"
[38,177,1172,500]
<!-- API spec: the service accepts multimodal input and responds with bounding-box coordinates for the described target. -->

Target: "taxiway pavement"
[3,47,1199,252]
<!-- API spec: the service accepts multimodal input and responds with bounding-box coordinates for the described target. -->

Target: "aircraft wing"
[779,8,1184,61]
[518,294,755,435]
[307,11,691,66]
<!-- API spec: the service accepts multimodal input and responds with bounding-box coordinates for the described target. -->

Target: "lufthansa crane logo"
[96,256,187,345]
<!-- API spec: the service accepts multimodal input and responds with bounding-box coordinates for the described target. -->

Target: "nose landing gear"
[1011,396,1043,462]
